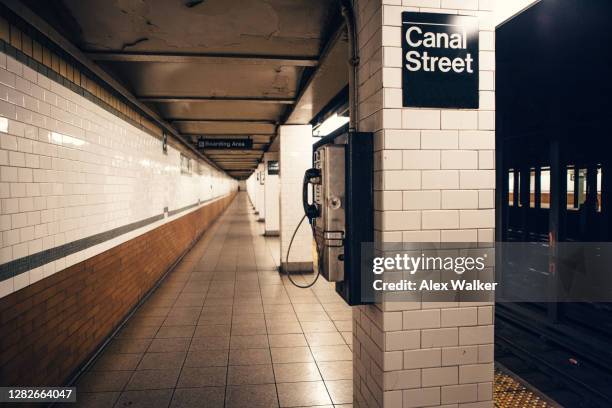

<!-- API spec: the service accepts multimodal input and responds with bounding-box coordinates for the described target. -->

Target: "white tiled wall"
[352,1,496,407]
[0,51,236,298]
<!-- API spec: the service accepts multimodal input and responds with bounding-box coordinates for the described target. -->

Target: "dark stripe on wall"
[168,202,200,217]
[0,198,218,283]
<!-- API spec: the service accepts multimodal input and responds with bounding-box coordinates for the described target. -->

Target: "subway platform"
[70,193,353,408]
[65,193,553,408]
[2,1,611,406]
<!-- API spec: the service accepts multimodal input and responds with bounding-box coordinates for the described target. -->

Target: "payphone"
[304,144,346,282]
[297,130,373,305]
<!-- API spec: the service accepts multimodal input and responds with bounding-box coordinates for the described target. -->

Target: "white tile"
[402,109,441,130]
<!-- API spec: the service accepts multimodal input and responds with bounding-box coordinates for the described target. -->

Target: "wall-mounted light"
[313,113,350,137]
[162,132,168,154]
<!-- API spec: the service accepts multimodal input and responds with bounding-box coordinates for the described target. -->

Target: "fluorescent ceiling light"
[313,113,349,137]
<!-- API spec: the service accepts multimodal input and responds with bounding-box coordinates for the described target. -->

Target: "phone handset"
[302,168,321,223]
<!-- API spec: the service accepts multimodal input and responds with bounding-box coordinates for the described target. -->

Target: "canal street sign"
[197,138,253,149]
[402,12,479,108]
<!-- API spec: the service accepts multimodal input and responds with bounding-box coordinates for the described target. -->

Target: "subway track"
[495,313,612,408]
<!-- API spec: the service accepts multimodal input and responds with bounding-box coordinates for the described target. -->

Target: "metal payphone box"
[313,144,346,282]
[303,130,373,306]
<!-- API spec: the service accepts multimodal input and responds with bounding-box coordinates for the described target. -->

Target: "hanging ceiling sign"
[267,160,279,175]
[197,138,253,149]
[401,12,479,109]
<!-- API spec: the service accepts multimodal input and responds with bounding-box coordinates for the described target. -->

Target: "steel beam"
[86,52,318,67]
[139,96,295,104]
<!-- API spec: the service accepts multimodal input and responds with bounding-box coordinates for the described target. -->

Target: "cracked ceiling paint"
[61,0,335,56]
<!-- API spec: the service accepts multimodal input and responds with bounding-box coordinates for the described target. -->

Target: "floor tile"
[128,316,166,327]
[273,362,321,382]
[189,336,230,351]
[292,303,324,312]
[170,387,225,408]
[114,389,173,408]
[266,322,303,334]
[137,352,186,370]
[230,334,269,349]
[310,345,352,362]
[155,326,196,339]
[106,338,152,354]
[148,338,191,352]
[125,368,180,390]
[90,353,142,371]
[270,347,314,364]
[268,334,308,348]
[184,349,229,367]
[317,361,353,381]
[304,332,346,346]
[300,321,338,333]
[325,379,353,404]
[163,315,199,326]
[231,323,268,335]
[228,348,272,365]
[194,324,231,337]
[227,364,275,385]
[115,326,159,339]
[77,371,132,392]
[225,384,279,408]
[71,392,119,408]
[276,381,332,407]
[296,311,331,322]
[177,366,227,388]
[334,320,352,332]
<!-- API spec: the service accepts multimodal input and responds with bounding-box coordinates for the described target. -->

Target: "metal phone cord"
[285,214,324,289]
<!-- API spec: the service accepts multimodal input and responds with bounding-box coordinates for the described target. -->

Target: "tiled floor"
[74,193,354,407]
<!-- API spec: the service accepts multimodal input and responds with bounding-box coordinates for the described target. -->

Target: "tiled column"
[352,1,495,407]
[264,151,280,235]
[278,124,314,272]
[246,172,257,208]
[256,162,266,221]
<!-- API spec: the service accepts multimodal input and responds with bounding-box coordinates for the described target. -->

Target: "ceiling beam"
[175,121,277,135]
[204,152,264,155]
[139,96,295,104]
[216,161,259,164]
[86,52,318,67]
[172,119,276,124]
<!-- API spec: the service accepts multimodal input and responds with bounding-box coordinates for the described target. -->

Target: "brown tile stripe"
[0,192,236,387]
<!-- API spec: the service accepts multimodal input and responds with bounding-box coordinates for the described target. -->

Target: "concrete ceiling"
[25,0,345,179]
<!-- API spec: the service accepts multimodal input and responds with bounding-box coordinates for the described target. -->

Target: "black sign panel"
[197,138,253,149]
[267,160,279,175]
[402,12,479,108]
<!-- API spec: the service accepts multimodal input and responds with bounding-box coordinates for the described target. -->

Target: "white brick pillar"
[256,162,266,221]
[279,125,314,272]
[247,172,257,209]
[264,152,280,235]
[352,1,495,407]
